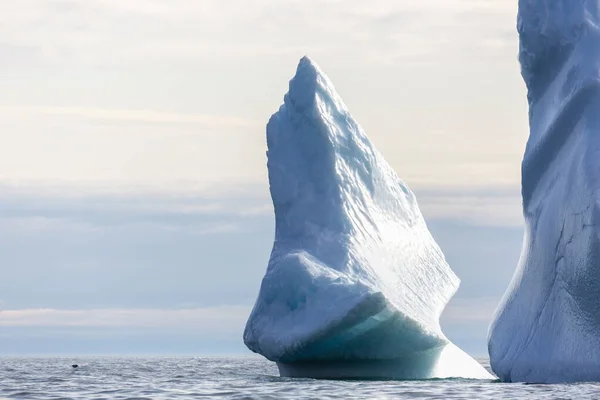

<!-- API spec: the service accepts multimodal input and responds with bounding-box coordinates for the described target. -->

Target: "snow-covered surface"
[488,0,600,383]
[244,56,492,380]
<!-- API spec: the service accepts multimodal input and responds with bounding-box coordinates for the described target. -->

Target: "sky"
[0,0,528,357]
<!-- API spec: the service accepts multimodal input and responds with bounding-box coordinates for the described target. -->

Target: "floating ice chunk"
[488,0,600,383]
[244,56,492,380]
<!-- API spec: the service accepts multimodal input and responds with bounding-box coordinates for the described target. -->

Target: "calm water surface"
[1,357,598,399]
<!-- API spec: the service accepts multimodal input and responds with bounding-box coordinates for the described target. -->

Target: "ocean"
[1,356,599,399]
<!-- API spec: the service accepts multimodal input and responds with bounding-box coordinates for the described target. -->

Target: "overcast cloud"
[0,0,525,357]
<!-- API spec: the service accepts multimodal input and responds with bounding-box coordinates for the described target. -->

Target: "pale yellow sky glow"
[1,0,525,198]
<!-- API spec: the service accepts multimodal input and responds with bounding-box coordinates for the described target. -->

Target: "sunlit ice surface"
[244,56,492,380]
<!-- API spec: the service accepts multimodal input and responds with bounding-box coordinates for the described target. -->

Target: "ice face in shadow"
[243,56,492,380]
[488,0,600,383]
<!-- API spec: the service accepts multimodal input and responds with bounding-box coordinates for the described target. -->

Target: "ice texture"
[488,0,600,383]
[243,56,492,380]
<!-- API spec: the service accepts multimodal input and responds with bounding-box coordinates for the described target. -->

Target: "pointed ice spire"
[244,57,492,380]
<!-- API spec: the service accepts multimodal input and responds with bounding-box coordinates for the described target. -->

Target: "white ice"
[243,56,492,380]
[488,0,600,383]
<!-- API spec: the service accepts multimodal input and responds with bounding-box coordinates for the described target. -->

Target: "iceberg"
[243,56,492,380]
[488,0,600,383]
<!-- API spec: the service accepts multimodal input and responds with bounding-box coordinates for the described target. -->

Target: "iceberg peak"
[286,56,321,110]
[295,55,320,79]
[284,56,349,123]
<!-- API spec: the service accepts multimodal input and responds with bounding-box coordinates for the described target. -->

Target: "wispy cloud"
[442,297,500,323]
[0,182,522,231]
[0,184,271,228]
[0,306,250,332]
[0,106,256,128]
[0,0,525,194]
[416,186,523,227]
[0,189,272,248]
[0,299,498,329]
[0,0,517,66]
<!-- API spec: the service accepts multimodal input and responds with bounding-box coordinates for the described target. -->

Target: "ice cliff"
[243,56,492,380]
[488,0,600,383]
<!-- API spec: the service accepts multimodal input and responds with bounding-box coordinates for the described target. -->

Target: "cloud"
[0,181,523,235]
[0,185,523,313]
[0,184,271,231]
[442,297,500,323]
[0,216,241,236]
[0,182,523,232]
[0,296,499,329]
[0,1,526,357]
[0,306,250,332]
[0,110,269,191]
[0,43,42,67]
[0,106,256,128]
[416,186,523,227]
[0,0,526,194]
[0,299,499,331]
[0,0,517,67]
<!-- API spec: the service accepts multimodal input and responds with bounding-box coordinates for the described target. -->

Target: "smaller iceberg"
[243,56,492,380]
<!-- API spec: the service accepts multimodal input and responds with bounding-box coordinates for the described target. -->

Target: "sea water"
[1,356,599,399]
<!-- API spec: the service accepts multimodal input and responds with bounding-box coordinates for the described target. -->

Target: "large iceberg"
[243,56,492,380]
[488,0,600,383]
